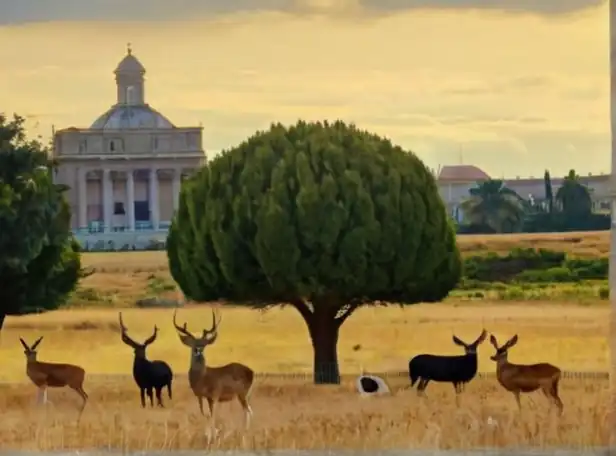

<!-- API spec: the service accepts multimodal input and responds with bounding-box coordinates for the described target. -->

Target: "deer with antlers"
[20,336,88,418]
[118,312,174,408]
[409,329,487,395]
[172,308,255,432]
[489,334,563,414]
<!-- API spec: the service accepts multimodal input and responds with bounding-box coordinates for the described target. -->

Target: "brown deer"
[489,334,563,414]
[172,308,255,432]
[20,336,89,418]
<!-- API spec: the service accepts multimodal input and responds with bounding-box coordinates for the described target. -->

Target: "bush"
[523,212,610,232]
[515,267,579,283]
[564,258,608,280]
[463,248,566,282]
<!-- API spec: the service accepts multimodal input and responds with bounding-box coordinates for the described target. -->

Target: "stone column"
[126,170,135,231]
[172,168,181,211]
[78,167,88,230]
[149,168,159,230]
[102,168,112,232]
[610,0,616,447]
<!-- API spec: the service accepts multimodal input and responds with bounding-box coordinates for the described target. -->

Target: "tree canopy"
[555,169,592,217]
[0,113,83,329]
[167,120,461,383]
[460,180,526,233]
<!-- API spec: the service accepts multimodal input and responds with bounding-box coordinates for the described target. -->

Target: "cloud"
[443,75,553,96]
[357,0,605,15]
[0,0,605,25]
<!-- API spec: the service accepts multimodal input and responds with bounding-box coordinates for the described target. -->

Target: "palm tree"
[555,170,592,217]
[460,179,526,233]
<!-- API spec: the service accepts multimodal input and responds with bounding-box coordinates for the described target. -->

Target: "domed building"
[52,46,206,248]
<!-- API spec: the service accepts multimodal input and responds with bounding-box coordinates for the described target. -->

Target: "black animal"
[118,312,173,407]
[408,329,487,395]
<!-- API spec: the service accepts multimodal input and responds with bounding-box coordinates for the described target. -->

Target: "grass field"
[2,376,609,450]
[0,231,613,450]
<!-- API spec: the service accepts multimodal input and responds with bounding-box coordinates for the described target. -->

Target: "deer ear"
[489,334,498,348]
[452,335,466,347]
[31,337,43,350]
[507,334,519,347]
[19,338,29,350]
[475,330,487,345]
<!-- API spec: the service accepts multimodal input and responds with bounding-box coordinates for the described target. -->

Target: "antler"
[143,325,158,346]
[473,329,488,346]
[173,308,221,345]
[201,309,221,343]
[173,308,196,339]
[118,312,139,348]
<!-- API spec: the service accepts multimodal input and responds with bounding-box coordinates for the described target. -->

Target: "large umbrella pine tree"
[167,120,462,384]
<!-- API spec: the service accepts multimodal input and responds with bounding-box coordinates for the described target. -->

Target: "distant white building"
[437,165,610,222]
[52,47,206,250]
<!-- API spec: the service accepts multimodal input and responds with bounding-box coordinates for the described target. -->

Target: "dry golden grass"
[0,303,610,450]
[0,303,609,379]
[1,376,609,450]
[456,230,610,258]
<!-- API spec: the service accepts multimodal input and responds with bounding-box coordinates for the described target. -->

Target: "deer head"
[118,312,158,358]
[20,336,43,362]
[452,329,487,355]
[489,334,518,361]
[172,308,221,365]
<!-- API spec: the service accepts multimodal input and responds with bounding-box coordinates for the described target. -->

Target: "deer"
[118,312,174,408]
[408,329,487,396]
[489,334,563,414]
[19,336,88,419]
[172,308,255,434]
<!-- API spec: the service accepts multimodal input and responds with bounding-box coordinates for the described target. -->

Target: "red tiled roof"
[438,165,491,182]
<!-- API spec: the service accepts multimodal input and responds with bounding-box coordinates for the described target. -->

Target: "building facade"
[437,165,611,222]
[52,47,206,249]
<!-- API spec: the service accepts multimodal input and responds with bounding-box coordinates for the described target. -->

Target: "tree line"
[457,170,609,234]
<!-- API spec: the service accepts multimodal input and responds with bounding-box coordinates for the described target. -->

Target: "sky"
[0,0,610,178]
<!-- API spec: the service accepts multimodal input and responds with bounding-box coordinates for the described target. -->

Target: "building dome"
[90,104,175,130]
[115,47,145,74]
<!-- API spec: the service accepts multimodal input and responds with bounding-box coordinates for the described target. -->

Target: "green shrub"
[599,286,609,300]
[564,258,608,280]
[515,267,579,283]
[463,248,566,282]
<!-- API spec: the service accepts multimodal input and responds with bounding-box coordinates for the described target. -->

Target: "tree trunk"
[307,309,340,385]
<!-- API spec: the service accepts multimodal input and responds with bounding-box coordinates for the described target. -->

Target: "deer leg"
[207,398,218,438]
[513,391,522,410]
[197,396,206,416]
[36,386,47,406]
[418,379,430,396]
[238,395,253,430]
[146,387,154,407]
[140,388,146,408]
[548,380,564,415]
[73,386,88,420]
[155,387,164,407]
